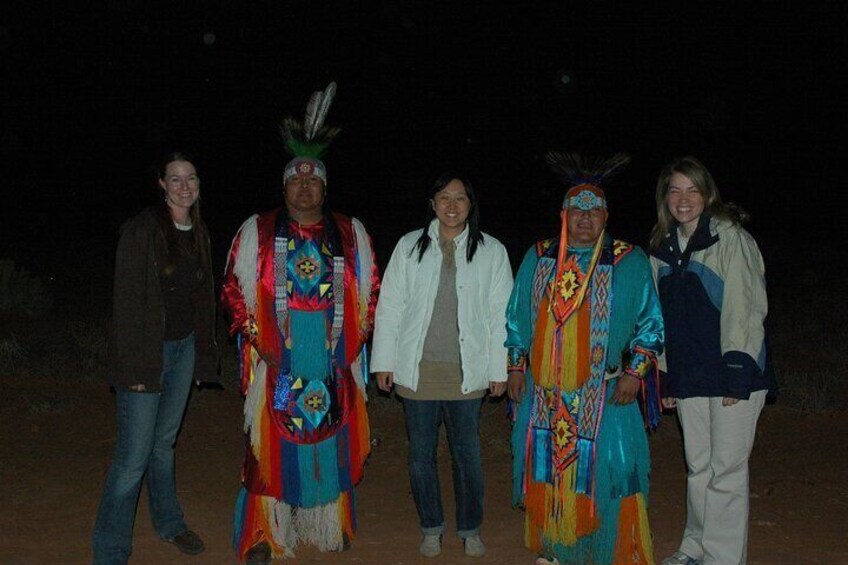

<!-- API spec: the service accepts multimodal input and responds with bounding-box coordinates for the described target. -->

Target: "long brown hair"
[649,156,749,249]
[155,151,211,276]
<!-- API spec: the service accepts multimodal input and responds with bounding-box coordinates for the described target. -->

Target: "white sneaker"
[419,534,441,557]
[535,557,560,565]
[662,551,700,565]
[464,535,486,557]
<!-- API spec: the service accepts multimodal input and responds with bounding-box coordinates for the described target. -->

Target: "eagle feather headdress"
[280,82,340,159]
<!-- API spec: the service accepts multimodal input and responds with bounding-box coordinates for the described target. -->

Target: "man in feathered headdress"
[221,82,380,563]
[505,153,664,565]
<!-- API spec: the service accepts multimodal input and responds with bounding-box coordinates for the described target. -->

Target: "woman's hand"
[662,397,677,409]
[722,397,740,407]
[507,371,525,402]
[129,384,147,392]
[489,381,507,397]
[375,371,394,392]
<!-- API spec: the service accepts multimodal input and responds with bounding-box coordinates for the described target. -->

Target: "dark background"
[2,0,845,306]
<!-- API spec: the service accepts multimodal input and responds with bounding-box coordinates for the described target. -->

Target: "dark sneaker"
[245,541,272,564]
[166,529,205,555]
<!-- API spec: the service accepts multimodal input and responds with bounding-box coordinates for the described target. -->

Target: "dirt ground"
[1,376,846,565]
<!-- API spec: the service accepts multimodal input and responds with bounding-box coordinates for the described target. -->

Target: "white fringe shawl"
[229,214,260,316]
[350,217,373,398]
[229,214,265,459]
[243,356,266,439]
[351,217,373,321]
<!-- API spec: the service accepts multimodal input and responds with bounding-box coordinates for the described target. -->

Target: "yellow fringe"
[525,466,601,552]
[559,315,578,390]
[533,298,583,392]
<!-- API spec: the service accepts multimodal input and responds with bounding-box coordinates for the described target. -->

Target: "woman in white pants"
[649,156,775,565]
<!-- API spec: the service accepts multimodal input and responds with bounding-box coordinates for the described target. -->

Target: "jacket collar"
[653,213,719,264]
[427,218,469,248]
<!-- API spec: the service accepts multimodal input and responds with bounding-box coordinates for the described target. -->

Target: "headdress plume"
[280,81,340,160]
[545,152,631,188]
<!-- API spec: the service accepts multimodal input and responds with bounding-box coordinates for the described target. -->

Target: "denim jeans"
[92,333,195,564]
[402,397,484,538]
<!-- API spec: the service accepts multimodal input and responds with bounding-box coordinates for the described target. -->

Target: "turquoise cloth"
[288,309,341,507]
[506,237,664,564]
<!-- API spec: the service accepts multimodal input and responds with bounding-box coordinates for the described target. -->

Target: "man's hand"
[661,397,677,409]
[376,371,394,392]
[722,397,740,407]
[129,384,147,392]
[507,371,525,402]
[610,374,641,405]
[489,381,507,397]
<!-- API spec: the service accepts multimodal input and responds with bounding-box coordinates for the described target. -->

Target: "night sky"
[2,1,846,303]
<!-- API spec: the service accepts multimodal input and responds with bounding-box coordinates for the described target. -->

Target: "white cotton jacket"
[370,220,514,393]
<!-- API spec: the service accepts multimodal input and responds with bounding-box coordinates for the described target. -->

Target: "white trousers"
[676,390,766,565]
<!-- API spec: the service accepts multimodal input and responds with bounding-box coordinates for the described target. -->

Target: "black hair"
[412,172,485,263]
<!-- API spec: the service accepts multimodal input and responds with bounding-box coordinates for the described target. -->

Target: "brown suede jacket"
[109,207,218,391]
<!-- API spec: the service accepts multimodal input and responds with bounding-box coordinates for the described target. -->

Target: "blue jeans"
[402,397,484,538]
[92,334,195,564]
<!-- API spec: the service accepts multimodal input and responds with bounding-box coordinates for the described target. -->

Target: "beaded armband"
[508,348,527,373]
[623,346,656,380]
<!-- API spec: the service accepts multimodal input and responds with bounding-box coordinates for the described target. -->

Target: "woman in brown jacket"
[92,152,217,565]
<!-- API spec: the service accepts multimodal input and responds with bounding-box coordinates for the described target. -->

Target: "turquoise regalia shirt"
[505,234,664,565]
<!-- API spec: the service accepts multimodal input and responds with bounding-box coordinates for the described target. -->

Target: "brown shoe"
[245,541,272,564]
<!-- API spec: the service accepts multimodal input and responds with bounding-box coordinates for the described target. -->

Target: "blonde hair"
[649,156,749,249]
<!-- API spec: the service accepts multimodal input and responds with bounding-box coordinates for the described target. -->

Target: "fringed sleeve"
[506,246,542,506]
[624,249,665,429]
[505,247,538,374]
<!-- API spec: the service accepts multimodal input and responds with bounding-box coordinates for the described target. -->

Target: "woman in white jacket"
[371,172,513,558]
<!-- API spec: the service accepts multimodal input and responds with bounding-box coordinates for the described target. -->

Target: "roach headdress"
[545,152,631,210]
[544,152,630,324]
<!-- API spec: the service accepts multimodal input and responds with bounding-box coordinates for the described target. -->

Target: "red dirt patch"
[1,377,846,564]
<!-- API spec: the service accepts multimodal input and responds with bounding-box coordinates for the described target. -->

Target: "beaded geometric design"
[579,262,612,437]
[296,379,331,429]
[612,239,633,264]
[551,390,580,473]
[286,236,334,311]
[273,374,302,412]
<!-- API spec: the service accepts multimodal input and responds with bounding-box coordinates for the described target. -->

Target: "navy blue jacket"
[650,215,776,399]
